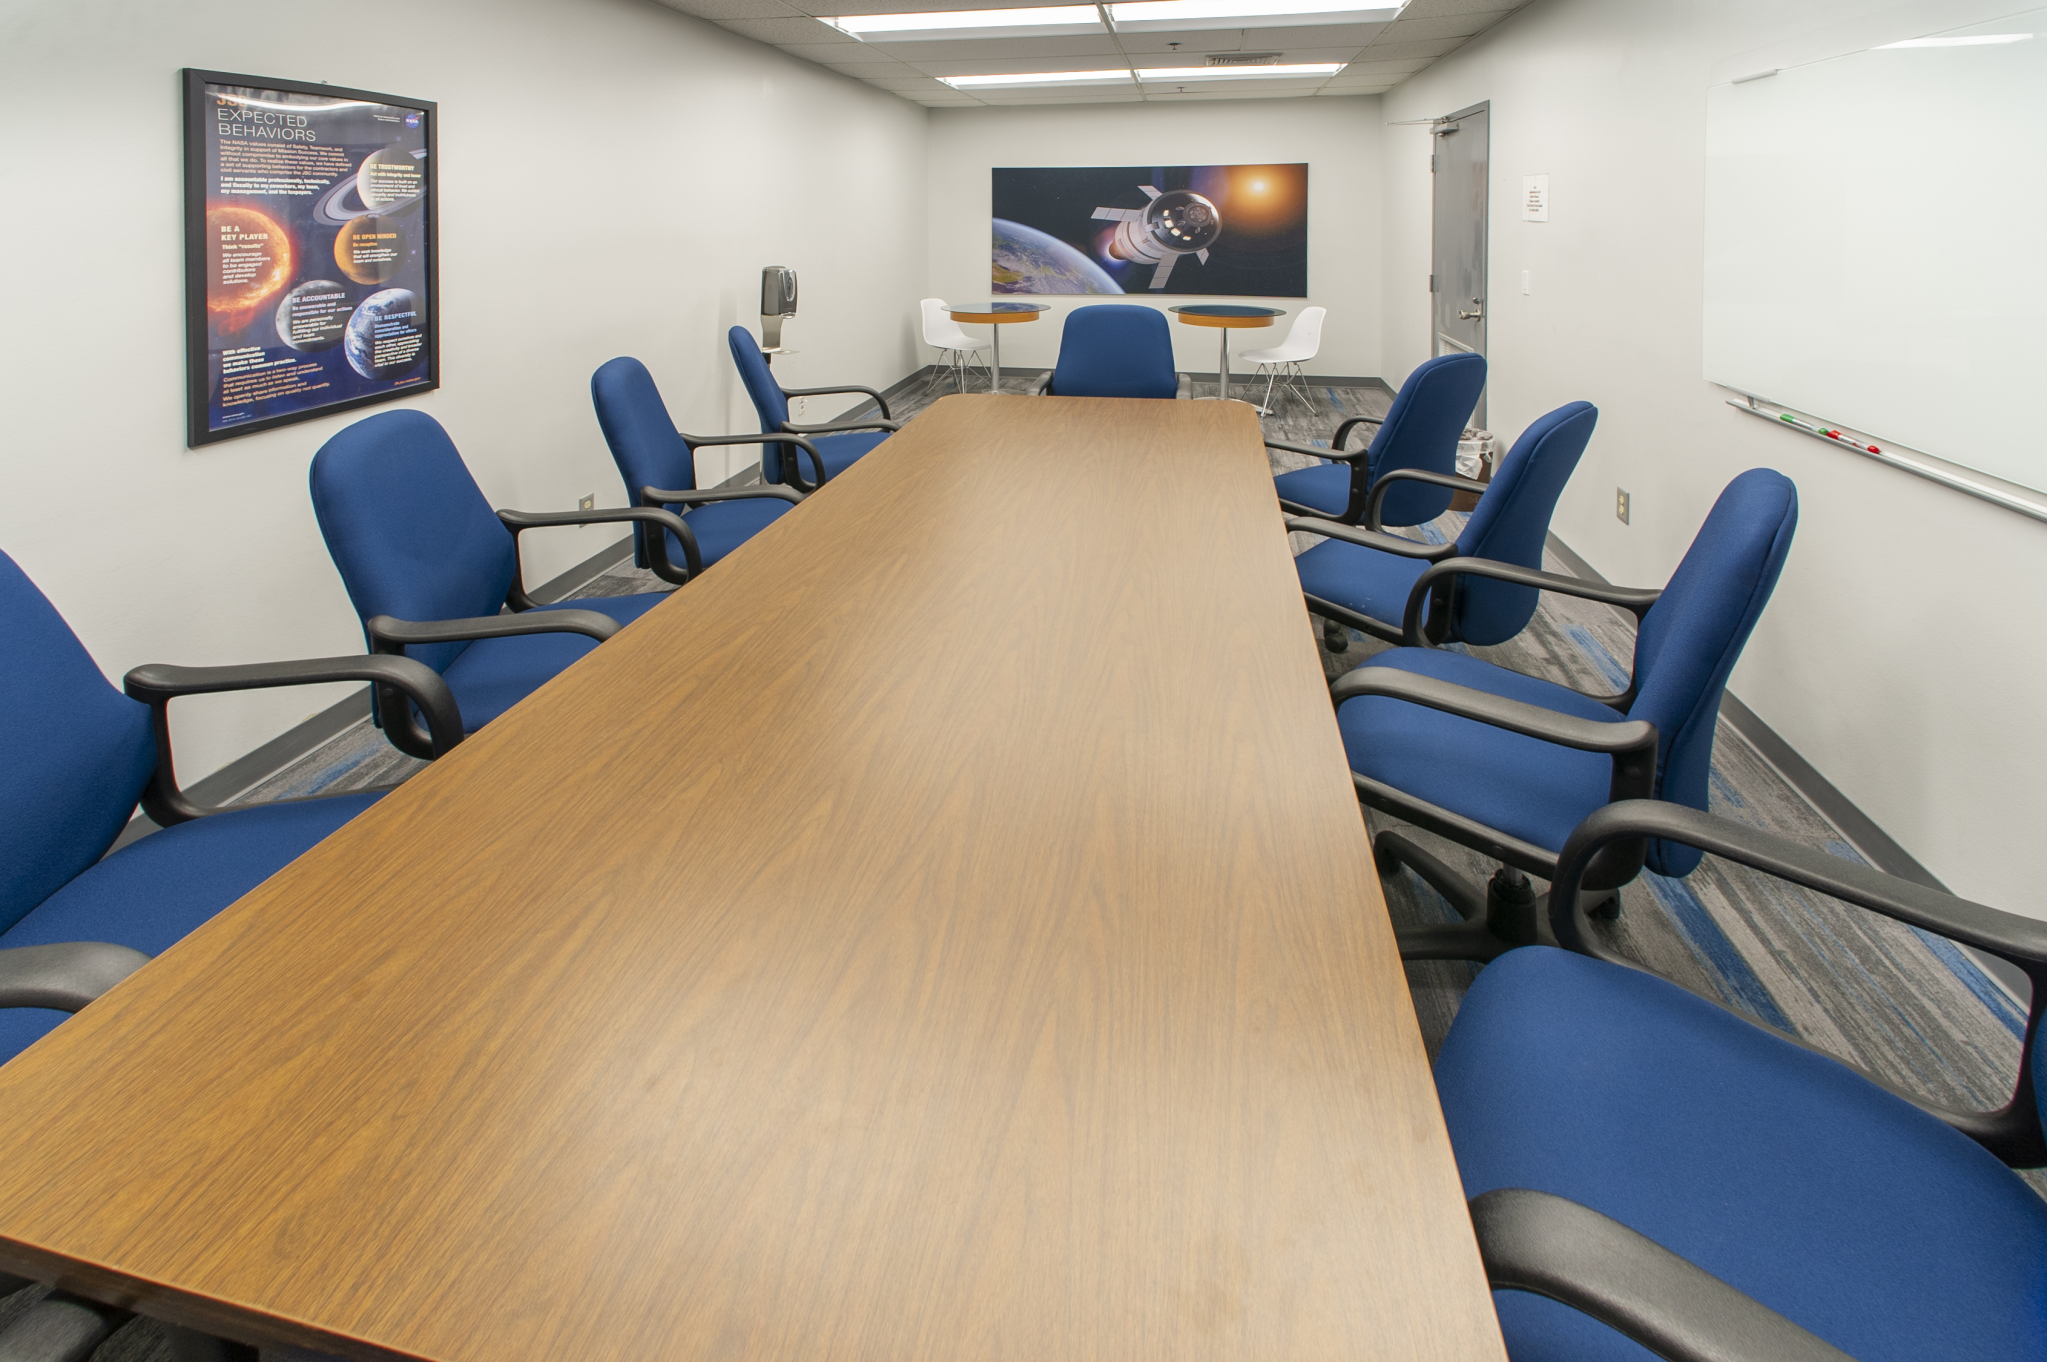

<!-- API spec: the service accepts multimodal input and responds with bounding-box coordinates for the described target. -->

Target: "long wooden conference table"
[0,396,1506,1361]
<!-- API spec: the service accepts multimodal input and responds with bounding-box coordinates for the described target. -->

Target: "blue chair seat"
[439,592,664,731]
[1295,534,1430,625]
[1339,648,1619,855]
[0,790,384,1063]
[654,496,790,570]
[1437,946,2047,1362]
[804,430,888,483]
[1273,463,1352,517]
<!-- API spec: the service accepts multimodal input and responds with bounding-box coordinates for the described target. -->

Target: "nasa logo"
[404,113,421,128]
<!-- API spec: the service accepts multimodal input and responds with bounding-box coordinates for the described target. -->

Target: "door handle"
[1458,307,1484,320]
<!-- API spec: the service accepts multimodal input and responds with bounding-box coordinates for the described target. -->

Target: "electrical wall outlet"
[578,494,594,512]
[1521,269,1531,295]
[1615,488,1631,524]
[793,396,809,417]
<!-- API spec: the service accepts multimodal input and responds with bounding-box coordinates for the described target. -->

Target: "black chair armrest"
[496,506,695,599]
[778,382,892,420]
[1549,800,2047,1165]
[0,1287,133,1362]
[124,654,464,823]
[0,942,151,1013]
[779,417,900,436]
[675,430,829,492]
[1398,557,1661,706]
[1031,372,1053,395]
[642,485,803,507]
[1331,414,1382,450]
[369,611,618,649]
[1285,517,1458,563]
[1471,1189,1854,1362]
[1267,437,1369,464]
[1364,467,1489,531]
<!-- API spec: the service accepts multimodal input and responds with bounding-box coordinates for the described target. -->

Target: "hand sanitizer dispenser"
[761,267,797,353]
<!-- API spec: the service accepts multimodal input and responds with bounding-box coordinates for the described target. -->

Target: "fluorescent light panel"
[1134,61,1344,77]
[938,69,1135,86]
[824,5,1101,39]
[1110,0,1401,31]
[1876,32,2032,48]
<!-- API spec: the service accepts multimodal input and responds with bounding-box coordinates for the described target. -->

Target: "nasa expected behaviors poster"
[993,164,1307,297]
[182,70,437,446]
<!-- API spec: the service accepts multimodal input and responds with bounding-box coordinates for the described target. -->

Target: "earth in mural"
[992,218,1121,295]
[344,288,425,380]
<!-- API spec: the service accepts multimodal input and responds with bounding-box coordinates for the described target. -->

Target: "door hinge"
[1430,154,1436,173]
[1429,274,1437,292]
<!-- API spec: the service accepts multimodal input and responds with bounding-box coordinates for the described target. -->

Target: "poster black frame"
[182,68,439,448]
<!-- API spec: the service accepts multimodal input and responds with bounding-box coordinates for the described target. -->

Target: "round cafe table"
[948,301,1050,394]
[1168,304,1287,403]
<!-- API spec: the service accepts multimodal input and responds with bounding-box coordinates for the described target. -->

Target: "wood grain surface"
[944,309,1041,325]
[0,396,1505,1362]
[1171,313,1275,329]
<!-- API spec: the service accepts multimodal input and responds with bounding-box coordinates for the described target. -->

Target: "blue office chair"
[1030,305,1181,399]
[1292,400,1597,650]
[591,357,811,575]
[310,410,692,756]
[727,327,899,490]
[1442,800,2047,1362]
[0,548,460,1067]
[1271,351,1487,528]
[1334,468,1797,961]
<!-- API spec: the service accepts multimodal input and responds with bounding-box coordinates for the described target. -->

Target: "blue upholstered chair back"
[1627,468,1798,875]
[309,410,518,675]
[727,326,803,484]
[593,357,696,503]
[1447,401,1597,645]
[1049,305,1178,399]
[0,552,155,934]
[1365,352,1488,526]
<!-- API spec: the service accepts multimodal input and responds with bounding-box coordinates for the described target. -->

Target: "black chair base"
[1322,616,1351,653]
[1377,829,1616,963]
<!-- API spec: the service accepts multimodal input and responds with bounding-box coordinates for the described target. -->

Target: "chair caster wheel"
[1588,895,1621,921]
[1321,621,1350,653]
[1373,847,1403,877]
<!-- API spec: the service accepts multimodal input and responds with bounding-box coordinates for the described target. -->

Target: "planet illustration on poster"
[356,146,424,217]
[991,218,1121,295]
[335,214,405,285]
[315,148,428,226]
[205,204,294,321]
[344,288,425,380]
[275,279,351,352]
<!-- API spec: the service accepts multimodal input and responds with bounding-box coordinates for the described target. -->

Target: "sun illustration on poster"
[205,204,294,325]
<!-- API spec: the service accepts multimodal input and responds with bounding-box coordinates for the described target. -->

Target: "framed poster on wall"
[182,69,437,447]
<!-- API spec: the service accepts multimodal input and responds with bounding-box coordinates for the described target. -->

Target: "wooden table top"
[0,396,1505,1362]
[945,305,1044,324]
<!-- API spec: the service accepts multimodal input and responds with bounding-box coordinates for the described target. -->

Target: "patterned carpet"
[30,370,2028,1360]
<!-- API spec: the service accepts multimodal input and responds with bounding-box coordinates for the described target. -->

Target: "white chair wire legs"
[921,299,992,394]
[1239,305,1326,415]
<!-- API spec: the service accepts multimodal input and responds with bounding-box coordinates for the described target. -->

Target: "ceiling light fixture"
[1875,32,2032,48]
[937,69,1138,87]
[1108,0,1401,33]
[1132,61,1345,78]
[824,5,1104,40]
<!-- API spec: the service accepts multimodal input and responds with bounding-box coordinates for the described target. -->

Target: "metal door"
[1431,101,1489,427]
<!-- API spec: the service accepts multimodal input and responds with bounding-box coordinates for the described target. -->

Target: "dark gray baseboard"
[1543,531,2028,1002]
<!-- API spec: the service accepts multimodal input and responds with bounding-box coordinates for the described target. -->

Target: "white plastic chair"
[921,298,991,393]
[1238,306,1325,414]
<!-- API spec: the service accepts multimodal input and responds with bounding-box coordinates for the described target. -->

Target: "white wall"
[926,98,1383,379]
[1380,0,2047,916]
[0,0,927,782]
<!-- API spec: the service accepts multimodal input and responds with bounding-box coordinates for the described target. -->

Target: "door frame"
[1431,99,1490,428]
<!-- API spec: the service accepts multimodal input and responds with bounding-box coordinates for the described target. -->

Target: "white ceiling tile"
[779,40,913,60]
[1347,35,1464,58]
[905,52,1134,73]
[651,0,806,18]
[1374,10,1513,41]
[1135,75,1330,90]
[1338,56,1432,74]
[973,89,1144,102]
[717,15,855,40]
[1146,87,1319,100]
[1316,84,1391,94]
[1232,21,1388,44]
[1113,32,1251,52]
[1398,0,1529,17]
[785,0,1095,13]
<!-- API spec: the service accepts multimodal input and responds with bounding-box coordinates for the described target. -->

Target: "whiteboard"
[1704,9,2047,494]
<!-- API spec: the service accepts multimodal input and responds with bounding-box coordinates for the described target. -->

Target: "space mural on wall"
[992,164,1308,297]
[183,70,438,446]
